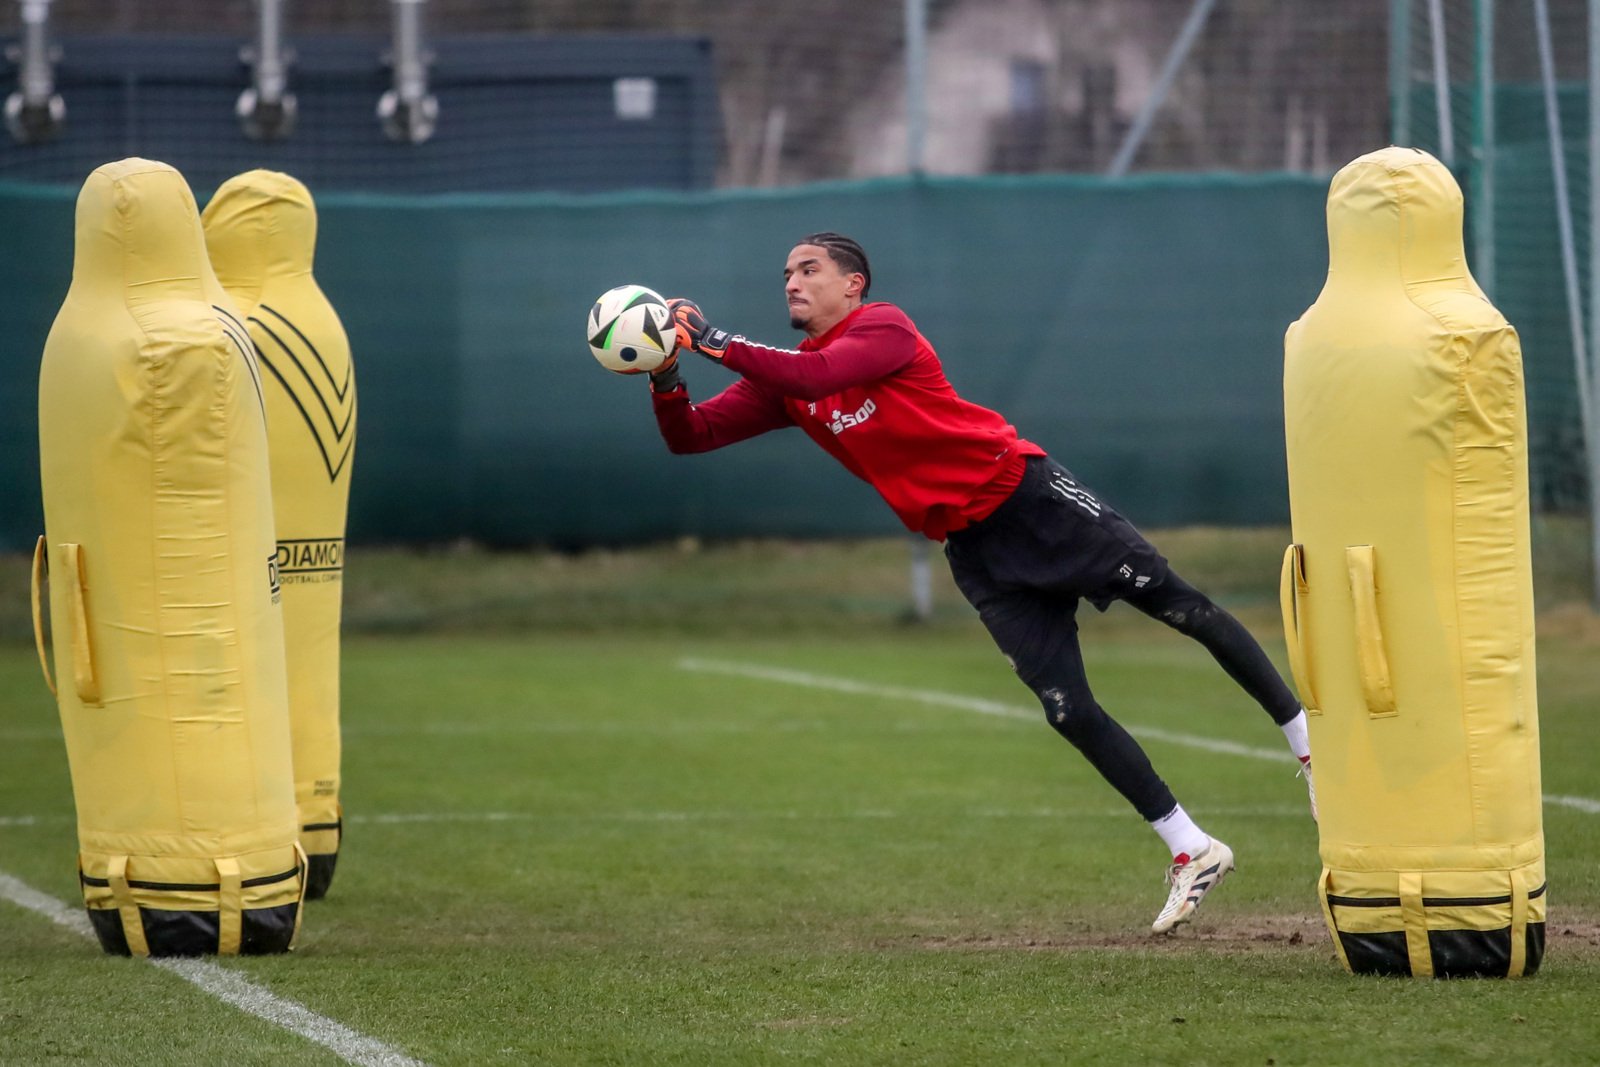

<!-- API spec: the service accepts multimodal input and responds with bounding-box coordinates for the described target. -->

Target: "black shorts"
[945,455,1169,613]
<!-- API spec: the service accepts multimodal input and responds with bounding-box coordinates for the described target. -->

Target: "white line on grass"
[0,870,429,1067]
[677,657,1289,761]
[678,657,1600,815]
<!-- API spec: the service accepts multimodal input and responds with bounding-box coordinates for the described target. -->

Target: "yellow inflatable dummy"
[34,158,305,956]
[202,170,356,900]
[1282,146,1544,977]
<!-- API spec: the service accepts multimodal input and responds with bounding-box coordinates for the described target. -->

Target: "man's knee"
[1037,684,1107,746]
[1146,587,1221,636]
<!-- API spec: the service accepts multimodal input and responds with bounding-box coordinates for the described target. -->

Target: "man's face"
[785,244,861,336]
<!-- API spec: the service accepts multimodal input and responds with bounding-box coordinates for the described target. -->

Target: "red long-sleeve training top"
[650,302,1043,540]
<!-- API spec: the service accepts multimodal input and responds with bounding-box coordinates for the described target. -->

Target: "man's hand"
[667,298,734,361]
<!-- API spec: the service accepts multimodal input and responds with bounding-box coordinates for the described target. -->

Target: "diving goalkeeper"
[646,232,1312,934]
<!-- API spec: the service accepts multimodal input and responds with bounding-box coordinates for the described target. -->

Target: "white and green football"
[586,284,676,374]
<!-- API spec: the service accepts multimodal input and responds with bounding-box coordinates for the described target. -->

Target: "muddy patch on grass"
[1548,918,1600,956]
[885,914,1330,954]
[890,912,1600,960]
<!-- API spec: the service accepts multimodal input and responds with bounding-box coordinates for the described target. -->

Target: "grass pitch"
[2,533,1598,1066]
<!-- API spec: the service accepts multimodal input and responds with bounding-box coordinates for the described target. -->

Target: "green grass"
[2,534,1598,1066]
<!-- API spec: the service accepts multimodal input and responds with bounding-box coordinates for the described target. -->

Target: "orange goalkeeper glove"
[667,298,734,362]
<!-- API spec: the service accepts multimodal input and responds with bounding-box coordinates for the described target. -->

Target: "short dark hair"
[798,232,871,299]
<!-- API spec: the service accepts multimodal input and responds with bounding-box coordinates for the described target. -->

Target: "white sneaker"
[1151,837,1234,934]
[1298,756,1317,822]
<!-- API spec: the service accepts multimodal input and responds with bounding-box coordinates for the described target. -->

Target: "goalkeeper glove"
[667,298,734,361]
[649,351,683,393]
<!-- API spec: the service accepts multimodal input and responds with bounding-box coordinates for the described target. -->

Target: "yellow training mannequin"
[1282,146,1543,977]
[35,158,304,956]
[203,170,356,900]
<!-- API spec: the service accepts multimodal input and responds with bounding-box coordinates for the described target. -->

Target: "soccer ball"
[586,284,676,374]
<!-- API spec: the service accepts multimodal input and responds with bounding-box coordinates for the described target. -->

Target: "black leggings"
[996,572,1297,822]
[945,457,1300,821]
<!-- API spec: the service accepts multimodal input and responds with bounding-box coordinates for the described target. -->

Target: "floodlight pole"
[237,0,296,141]
[379,0,438,144]
[4,0,65,144]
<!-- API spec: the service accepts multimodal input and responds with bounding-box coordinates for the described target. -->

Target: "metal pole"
[1107,0,1217,178]
[1428,0,1455,164]
[256,0,287,104]
[237,0,296,140]
[1533,0,1598,607]
[908,538,933,622]
[1392,0,1413,145]
[378,0,437,144]
[1534,0,1592,436]
[904,0,927,175]
[1589,0,1600,607]
[5,0,66,143]
[1473,0,1495,296]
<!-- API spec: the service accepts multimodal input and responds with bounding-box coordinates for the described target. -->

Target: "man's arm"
[670,300,918,401]
[650,375,793,454]
[721,318,917,400]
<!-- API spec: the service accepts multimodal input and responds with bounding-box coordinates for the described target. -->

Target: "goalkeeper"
[649,233,1310,934]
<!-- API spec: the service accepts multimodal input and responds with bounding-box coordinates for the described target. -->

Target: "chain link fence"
[1393,0,1597,603]
[4,0,1391,186]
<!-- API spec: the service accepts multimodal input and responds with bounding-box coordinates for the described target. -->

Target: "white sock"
[1281,709,1311,762]
[1150,804,1209,860]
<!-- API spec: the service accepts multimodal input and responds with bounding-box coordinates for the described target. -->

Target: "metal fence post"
[1392,0,1413,145]
[1472,0,1494,296]
[1428,0,1455,164]
[905,0,927,175]
[1589,0,1600,607]
[909,537,933,622]
[1107,0,1218,178]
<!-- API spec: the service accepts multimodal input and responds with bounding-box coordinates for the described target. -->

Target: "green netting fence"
[6,163,1582,550]
[2,172,1345,550]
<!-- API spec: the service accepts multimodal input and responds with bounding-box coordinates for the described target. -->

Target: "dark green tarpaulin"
[3,172,1344,548]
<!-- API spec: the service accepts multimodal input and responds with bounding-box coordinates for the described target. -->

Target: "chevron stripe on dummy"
[203,170,356,901]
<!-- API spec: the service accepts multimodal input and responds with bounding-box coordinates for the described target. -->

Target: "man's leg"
[946,534,1236,931]
[1123,570,1302,726]
[963,586,1235,931]
[1123,568,1316,818]
[945,553,1179,821]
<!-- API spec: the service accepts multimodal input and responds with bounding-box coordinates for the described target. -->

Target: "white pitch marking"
[0,871,94,938]
[677,657,1600,814]
[0,870,429,1067]
[147,958,430,1067]
[678,657,1289,760]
